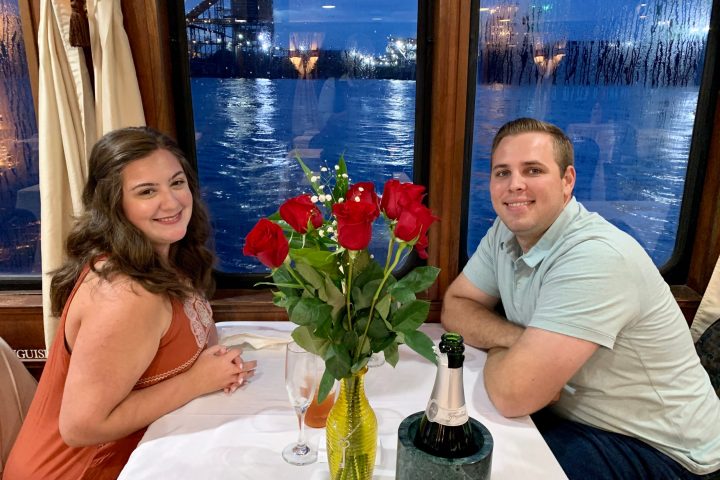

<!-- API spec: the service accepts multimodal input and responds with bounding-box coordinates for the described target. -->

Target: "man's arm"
[484,327,599,417]
[441,273,524,349]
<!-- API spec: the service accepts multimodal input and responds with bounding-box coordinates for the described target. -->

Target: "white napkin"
[219,331,292,350]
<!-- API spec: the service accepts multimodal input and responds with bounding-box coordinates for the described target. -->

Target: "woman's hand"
[187,345,257,395]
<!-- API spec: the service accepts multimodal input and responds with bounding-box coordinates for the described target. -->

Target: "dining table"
[119,321,568,479]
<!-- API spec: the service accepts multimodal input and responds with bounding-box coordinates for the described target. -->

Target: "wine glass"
[282,342,319,465]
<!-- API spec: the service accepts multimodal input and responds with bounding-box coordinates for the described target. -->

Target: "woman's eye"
[139,188,155,196]
[172,178,187,187]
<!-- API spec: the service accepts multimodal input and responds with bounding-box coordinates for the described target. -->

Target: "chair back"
[0,337,37,474]
[696,319,720,397]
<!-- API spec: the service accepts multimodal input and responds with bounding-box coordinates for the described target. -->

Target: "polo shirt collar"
[513,197,579,268]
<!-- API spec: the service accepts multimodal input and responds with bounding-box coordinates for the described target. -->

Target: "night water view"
[0,0,712,274]
[183,0,711,272]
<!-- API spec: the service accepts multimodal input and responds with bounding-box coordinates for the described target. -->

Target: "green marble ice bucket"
[396,411,493,480]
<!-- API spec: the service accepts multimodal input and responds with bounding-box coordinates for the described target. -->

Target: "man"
[442,118,720,479]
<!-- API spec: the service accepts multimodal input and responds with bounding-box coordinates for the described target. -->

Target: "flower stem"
[345,250,356,332]
[354,242,407,365]
[284,263,315,297]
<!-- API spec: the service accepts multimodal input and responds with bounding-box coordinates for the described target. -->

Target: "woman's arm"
[59,276,242,447]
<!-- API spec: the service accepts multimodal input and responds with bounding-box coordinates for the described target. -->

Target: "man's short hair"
[491,118,574,175]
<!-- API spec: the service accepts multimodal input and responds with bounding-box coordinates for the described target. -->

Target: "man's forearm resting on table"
[441,295,525,349]
[483,346,556,417]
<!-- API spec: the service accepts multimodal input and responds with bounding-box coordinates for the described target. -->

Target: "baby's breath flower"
[342,173,349,178]
[334,165,340,170]
[318,185,325,190]
[338,198,345,203]
[311,195,319,203]
[358,187,365,192]
[318,229,325,236]
[320,166,328,172]
[311,175,319,182]
[354,196,361,202]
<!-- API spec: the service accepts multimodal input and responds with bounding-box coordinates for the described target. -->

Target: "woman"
[3,127,256,479]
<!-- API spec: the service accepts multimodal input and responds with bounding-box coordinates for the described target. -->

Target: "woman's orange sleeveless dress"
[3,266,214,480]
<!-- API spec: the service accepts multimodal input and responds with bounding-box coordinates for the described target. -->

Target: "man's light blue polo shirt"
[463,197,720,474]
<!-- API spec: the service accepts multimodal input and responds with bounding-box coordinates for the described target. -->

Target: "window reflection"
[184,0,419,272]
[0,0,40,275]
[468,0,711,266]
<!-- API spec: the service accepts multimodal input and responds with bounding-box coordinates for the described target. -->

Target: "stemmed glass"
[282,341,319,465]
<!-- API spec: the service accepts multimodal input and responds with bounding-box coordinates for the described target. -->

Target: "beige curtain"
[38,0,145,348]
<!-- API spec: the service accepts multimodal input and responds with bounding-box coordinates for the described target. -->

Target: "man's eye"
[494,170,509,177]
[528,168,543,175]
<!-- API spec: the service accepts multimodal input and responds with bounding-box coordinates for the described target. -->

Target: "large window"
[466,0,713,268]
[181,0,423,273]
[0,0,40,277]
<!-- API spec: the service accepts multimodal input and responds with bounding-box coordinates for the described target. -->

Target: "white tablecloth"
[119,322,568,479]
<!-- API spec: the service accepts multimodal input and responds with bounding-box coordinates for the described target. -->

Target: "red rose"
[394,203,439,259]
[380,179,426,220]
[279,195,323,234]
[243,218,289,268]
[332,200,378,250]
[345,182,380,220]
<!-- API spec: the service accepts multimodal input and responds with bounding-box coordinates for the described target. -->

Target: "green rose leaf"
[291,248,339,276]
[317,368,335,403]
[376,293,391,320]
[394,266,441,293]
[326,344,352,379]
[323,275,345,320]
[295,262,324,293]
[391,299,431,333]
[290,297,333,327]
[291,326,328,356]
[370,331,396,352]
[383,342,399,367]
[271,264,300,297]
[389,285,415,304]
[403,330,437,365]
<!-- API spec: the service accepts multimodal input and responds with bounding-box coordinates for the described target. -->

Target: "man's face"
[490,132,575,252]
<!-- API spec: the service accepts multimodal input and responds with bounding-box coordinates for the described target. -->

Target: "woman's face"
[121,149,193,258]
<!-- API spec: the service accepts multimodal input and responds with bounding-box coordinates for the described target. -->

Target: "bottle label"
[425,399,469,426]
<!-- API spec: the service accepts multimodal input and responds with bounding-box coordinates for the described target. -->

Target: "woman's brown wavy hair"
[50,127,216,316]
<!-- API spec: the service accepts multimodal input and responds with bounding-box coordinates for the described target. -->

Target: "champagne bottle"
[413,333,479,458]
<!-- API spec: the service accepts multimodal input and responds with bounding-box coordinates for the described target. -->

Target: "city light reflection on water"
[192,78,695,273]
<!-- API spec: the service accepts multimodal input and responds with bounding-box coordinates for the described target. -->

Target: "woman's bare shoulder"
[72,264,172,333]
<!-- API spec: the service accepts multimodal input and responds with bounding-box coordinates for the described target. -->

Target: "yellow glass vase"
[325,367,378,480]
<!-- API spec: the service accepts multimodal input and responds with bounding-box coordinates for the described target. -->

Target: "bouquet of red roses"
[244,156,440,401]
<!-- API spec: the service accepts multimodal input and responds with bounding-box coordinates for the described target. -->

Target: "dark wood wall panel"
[427,0,472,300]
[121,0,176,137]
[688,95,720,295]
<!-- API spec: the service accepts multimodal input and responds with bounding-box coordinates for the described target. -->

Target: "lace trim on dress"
[183,294,214,348]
